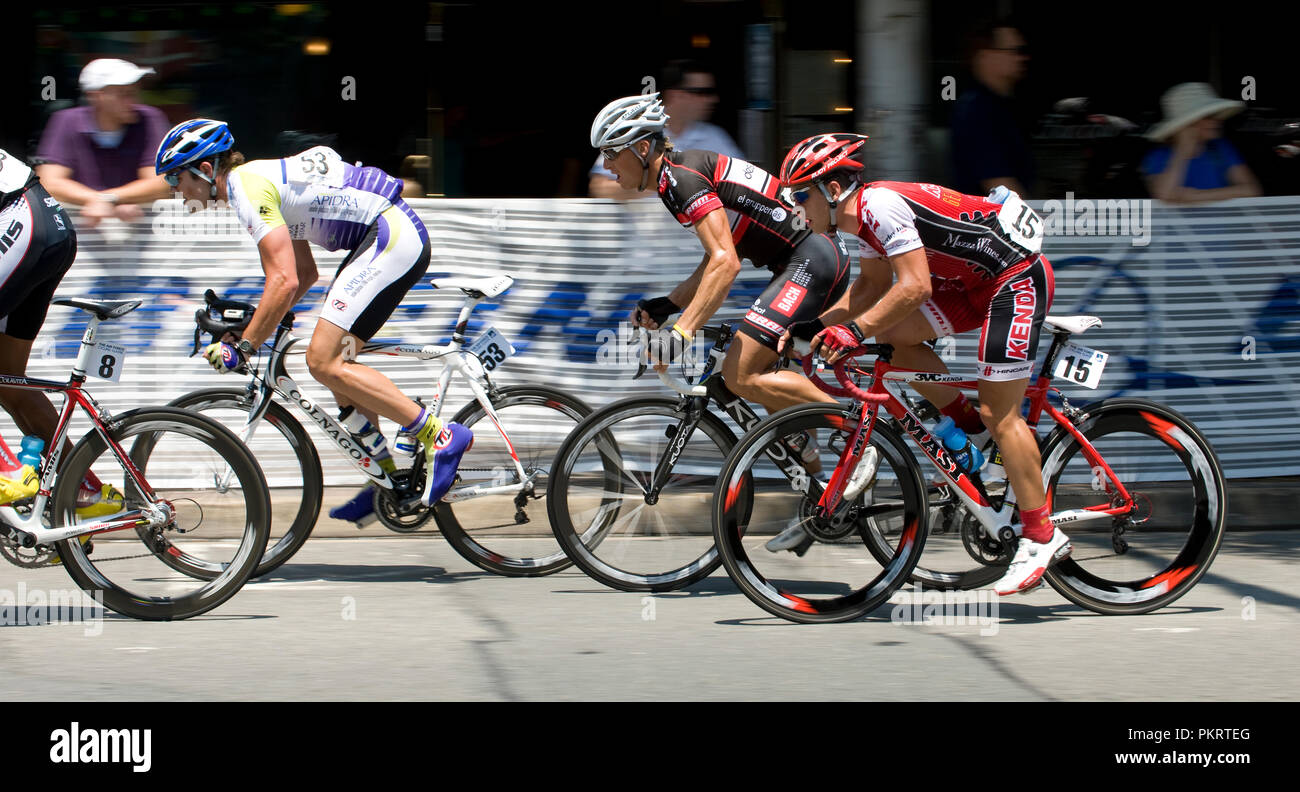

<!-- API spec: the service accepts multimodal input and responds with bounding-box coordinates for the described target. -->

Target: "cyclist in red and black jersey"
[776,133,1069,595]
[589,94,852,423]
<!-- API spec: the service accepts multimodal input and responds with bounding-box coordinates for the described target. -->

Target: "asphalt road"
[2,528,1296,701]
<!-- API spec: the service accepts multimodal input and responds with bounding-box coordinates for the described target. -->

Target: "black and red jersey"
[855,181,1035,288]
[656,149,811,272]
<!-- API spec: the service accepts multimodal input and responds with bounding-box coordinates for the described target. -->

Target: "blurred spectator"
[1141,82,1262,203]
[35,59,170,229]
[589,60,743,200]
[950,18,1035,197]
[400,155,430,198]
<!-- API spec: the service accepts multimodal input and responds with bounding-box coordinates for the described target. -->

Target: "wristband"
[671,323,694,343]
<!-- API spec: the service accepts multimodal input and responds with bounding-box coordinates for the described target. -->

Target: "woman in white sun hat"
[1141,82,1261,203]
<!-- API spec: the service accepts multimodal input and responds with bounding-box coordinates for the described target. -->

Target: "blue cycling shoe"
[329,486,375,522]
[422,422,473,506]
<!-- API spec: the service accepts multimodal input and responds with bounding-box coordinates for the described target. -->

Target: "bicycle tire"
[433,385,591,576]
[1039,398,1227,614]
[547,396,736,592]
[166,387,324,578]
[52,407,271,621]
[713,402,928,624]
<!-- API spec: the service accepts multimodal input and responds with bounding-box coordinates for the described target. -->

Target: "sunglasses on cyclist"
[163,166,210,188]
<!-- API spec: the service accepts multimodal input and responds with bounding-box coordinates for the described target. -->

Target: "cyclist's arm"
[674,208,741,337]
[819,255,892,325]
[847,247,931,338]
[666,252,710,310]
[238,226,300,348]
[291,239,320,304]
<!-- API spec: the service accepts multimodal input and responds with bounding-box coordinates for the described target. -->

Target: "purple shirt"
[35,105,169,191]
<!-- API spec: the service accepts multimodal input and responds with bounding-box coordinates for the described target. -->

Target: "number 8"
[99,355,116,378]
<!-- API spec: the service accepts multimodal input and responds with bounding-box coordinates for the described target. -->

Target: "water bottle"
[338,407,395,471]
[987,184,1011,204]
[933,417,983,474]
[18,435,45,472]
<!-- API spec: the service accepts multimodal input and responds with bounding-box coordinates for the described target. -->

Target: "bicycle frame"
[814,330,1139,538]
[231,290,536,502]
[0,314,168,548]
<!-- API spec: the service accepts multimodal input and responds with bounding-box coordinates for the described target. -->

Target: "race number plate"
[468,327,515,372]
[1053,342,1107,389]
[996,191,1044,256]
[90,341,127,382]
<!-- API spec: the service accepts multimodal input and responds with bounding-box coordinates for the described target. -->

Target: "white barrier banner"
[4,196,1296,485]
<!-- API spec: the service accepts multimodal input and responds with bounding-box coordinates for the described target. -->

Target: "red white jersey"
[854,181,1038,288]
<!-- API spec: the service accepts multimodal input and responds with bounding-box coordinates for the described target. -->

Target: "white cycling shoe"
[766,519,810,552]
[841,446,880,503]
[992,527,1072,595]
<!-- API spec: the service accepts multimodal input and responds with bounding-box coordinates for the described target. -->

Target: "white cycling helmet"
[591,93,670,191]
[590,93,670,149]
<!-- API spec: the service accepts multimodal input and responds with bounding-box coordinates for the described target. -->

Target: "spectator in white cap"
[35,58,171,227]
[1141,82,1261,204]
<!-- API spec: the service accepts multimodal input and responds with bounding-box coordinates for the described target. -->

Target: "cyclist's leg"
[726,232,849,413]
[974,255,1053,516]
[305,203,431,426]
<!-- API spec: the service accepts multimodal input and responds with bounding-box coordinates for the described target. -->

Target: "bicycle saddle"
[52,297,143,320]
[430,274,514,299]
[1044,315,1103,335]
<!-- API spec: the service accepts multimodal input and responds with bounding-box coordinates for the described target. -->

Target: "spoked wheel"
[1038,399,1227,614]
[433,386,592,576]
[52,408,271,621]
[547,397,734,592]
[166,388,322,578]
[713,402,928,623]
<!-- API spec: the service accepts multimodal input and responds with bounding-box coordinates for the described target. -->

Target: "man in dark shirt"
[950,20,1035,198]
[589,93,852,417]
[35,59,170,229]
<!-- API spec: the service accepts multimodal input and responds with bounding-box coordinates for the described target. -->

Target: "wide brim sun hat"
[1146,82,1245,141]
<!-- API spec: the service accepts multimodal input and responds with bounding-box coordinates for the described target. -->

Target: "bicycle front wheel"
[167,387,323,578]
[433,386,591,576]
[713,403,928,623]
[1039,399,1227,614]
[52,407,271,621]
[547,397,734,592]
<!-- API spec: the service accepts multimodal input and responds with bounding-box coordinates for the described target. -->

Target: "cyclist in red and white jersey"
[776,133,1069,595]
[589,94,852,423]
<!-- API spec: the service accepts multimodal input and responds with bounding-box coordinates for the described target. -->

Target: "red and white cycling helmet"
[779,133,868,188]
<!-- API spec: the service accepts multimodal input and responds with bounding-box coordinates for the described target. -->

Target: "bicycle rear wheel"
[432,386,590,576]
[166,387,323,578]
[52,408,271,621]
[713,403,928,623]
[1039,399,1227,614]
[548,397,734,592]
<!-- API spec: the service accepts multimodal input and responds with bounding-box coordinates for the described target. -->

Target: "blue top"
[1140,138,1245,190]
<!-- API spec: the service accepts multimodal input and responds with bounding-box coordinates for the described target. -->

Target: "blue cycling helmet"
[155,118,234,175]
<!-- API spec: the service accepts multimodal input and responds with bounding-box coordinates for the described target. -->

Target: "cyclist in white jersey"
[154,119,471,515]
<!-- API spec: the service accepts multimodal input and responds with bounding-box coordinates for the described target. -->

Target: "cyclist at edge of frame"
[154,119,471,520]
[774,132,1069,596]
[590,94,885,528]
[0,147,127,565]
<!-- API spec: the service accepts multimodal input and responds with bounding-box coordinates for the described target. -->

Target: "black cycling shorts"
[0,184,76,341]
[738,231,852,351]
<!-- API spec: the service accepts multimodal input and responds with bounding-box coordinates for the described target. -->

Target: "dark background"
[2,0,1297,197]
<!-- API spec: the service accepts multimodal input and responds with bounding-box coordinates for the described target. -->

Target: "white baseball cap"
[80,58,155,92]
